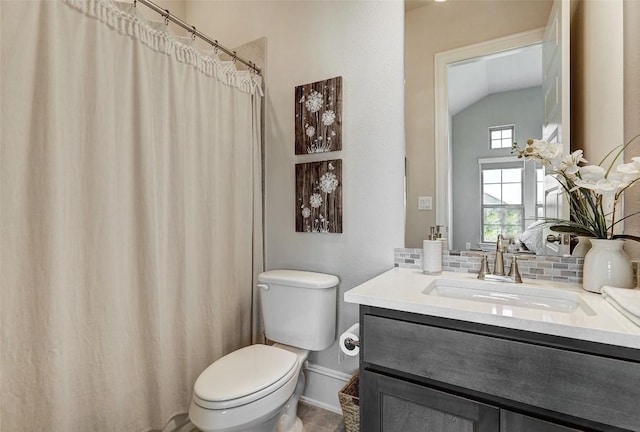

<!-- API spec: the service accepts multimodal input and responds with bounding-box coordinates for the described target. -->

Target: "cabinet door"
[361,369,499,432]
[501,410,584,432]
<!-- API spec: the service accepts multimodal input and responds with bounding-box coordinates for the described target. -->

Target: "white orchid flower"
[574,165,618,196]
[558,150,587,176]
[578,165,606,182]
[609,170,640,192]
[575,178,620,196]
[616,161,640,175]
[612,157,640,188]
[538,142,563,160]
[526,139,563,168]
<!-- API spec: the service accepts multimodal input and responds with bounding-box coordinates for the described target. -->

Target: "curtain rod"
[134,0,261,75]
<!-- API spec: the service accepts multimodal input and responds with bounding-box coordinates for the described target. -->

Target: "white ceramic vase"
[582,239,633,293]
[572,236,592,257]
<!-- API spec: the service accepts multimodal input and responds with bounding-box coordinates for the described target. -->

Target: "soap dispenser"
[423,226,443,275]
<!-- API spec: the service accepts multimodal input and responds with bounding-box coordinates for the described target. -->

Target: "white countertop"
[344,268,640,350]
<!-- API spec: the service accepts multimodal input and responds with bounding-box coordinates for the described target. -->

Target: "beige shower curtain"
[0,0,263,430]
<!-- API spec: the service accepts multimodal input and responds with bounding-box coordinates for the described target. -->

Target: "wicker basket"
[338,372,360,432]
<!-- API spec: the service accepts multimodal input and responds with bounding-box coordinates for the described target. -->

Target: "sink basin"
[423,278,596,316]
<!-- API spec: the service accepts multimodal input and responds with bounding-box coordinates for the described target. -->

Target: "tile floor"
[174,401,345,432]
[298,401,345,432]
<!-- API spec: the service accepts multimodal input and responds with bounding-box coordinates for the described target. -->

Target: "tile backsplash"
[395,248,584,284]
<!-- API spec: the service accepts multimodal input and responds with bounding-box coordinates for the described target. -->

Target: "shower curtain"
[0,0,263,430]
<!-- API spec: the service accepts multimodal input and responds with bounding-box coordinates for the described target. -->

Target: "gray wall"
[451,87,542,251]
[186,1,405,378]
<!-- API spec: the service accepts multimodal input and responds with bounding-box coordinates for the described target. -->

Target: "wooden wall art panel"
[295,76,343,155]
[295,159,342,233]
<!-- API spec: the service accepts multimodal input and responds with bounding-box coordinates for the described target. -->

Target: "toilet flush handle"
[257,283,269,291]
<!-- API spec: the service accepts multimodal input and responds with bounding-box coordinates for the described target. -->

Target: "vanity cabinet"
[360,306,640,432]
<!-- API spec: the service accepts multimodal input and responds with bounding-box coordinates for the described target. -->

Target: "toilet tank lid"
[258,270,339,289]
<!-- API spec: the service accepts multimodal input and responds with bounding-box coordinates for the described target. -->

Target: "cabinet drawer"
[363,314,640,431]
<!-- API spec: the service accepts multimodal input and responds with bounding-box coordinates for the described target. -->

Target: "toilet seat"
[193,344,299,410]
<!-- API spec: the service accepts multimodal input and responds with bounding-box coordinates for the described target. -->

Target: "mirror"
[436,32,553,255]
[405,0,576,255]
[405,0,636,258]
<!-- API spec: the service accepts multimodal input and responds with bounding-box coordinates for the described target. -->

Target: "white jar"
[582,239,633,293]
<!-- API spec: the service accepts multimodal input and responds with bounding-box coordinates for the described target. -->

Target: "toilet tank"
[258,270,338,351]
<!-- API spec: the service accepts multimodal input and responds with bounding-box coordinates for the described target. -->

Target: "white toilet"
[189,270,339,432]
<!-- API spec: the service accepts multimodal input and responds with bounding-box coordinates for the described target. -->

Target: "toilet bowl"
[188,270,339,432]
[189,344,309,432]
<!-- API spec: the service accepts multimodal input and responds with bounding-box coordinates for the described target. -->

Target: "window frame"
[479,160,525,243]
[488,125,515,150]
[535,166,545,220]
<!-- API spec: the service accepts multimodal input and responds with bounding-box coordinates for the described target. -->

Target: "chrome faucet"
[508,255,523,283]
[477,234,523,283]
[493,234,506,276]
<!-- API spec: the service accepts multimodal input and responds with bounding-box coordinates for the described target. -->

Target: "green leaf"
[611,234,640,243]
[550,225,595,236]
[602,133,640,177]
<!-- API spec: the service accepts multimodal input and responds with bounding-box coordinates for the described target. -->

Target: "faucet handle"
[508,256,523,283]
[477,255,490,280]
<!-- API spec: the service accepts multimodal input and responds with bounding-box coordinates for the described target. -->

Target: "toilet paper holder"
[340,323,360,356]
[343,337,359,350]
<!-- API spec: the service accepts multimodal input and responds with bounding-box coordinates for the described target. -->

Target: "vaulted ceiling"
[447,43,542,116]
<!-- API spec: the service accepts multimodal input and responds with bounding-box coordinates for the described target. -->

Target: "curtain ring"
[191,26,197,41]
[164,9,170,25]
[213,40,219,54]
[232,51,237,64]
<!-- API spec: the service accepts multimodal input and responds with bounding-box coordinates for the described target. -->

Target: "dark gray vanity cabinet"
[359,306,640,432]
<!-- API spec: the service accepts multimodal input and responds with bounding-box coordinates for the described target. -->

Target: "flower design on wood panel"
[295,77,342,155]
[296,160,342,233]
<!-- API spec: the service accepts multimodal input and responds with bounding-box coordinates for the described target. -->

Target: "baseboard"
[301,362,354,414]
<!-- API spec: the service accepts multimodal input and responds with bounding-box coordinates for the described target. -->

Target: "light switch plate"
[418,196,432,211]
